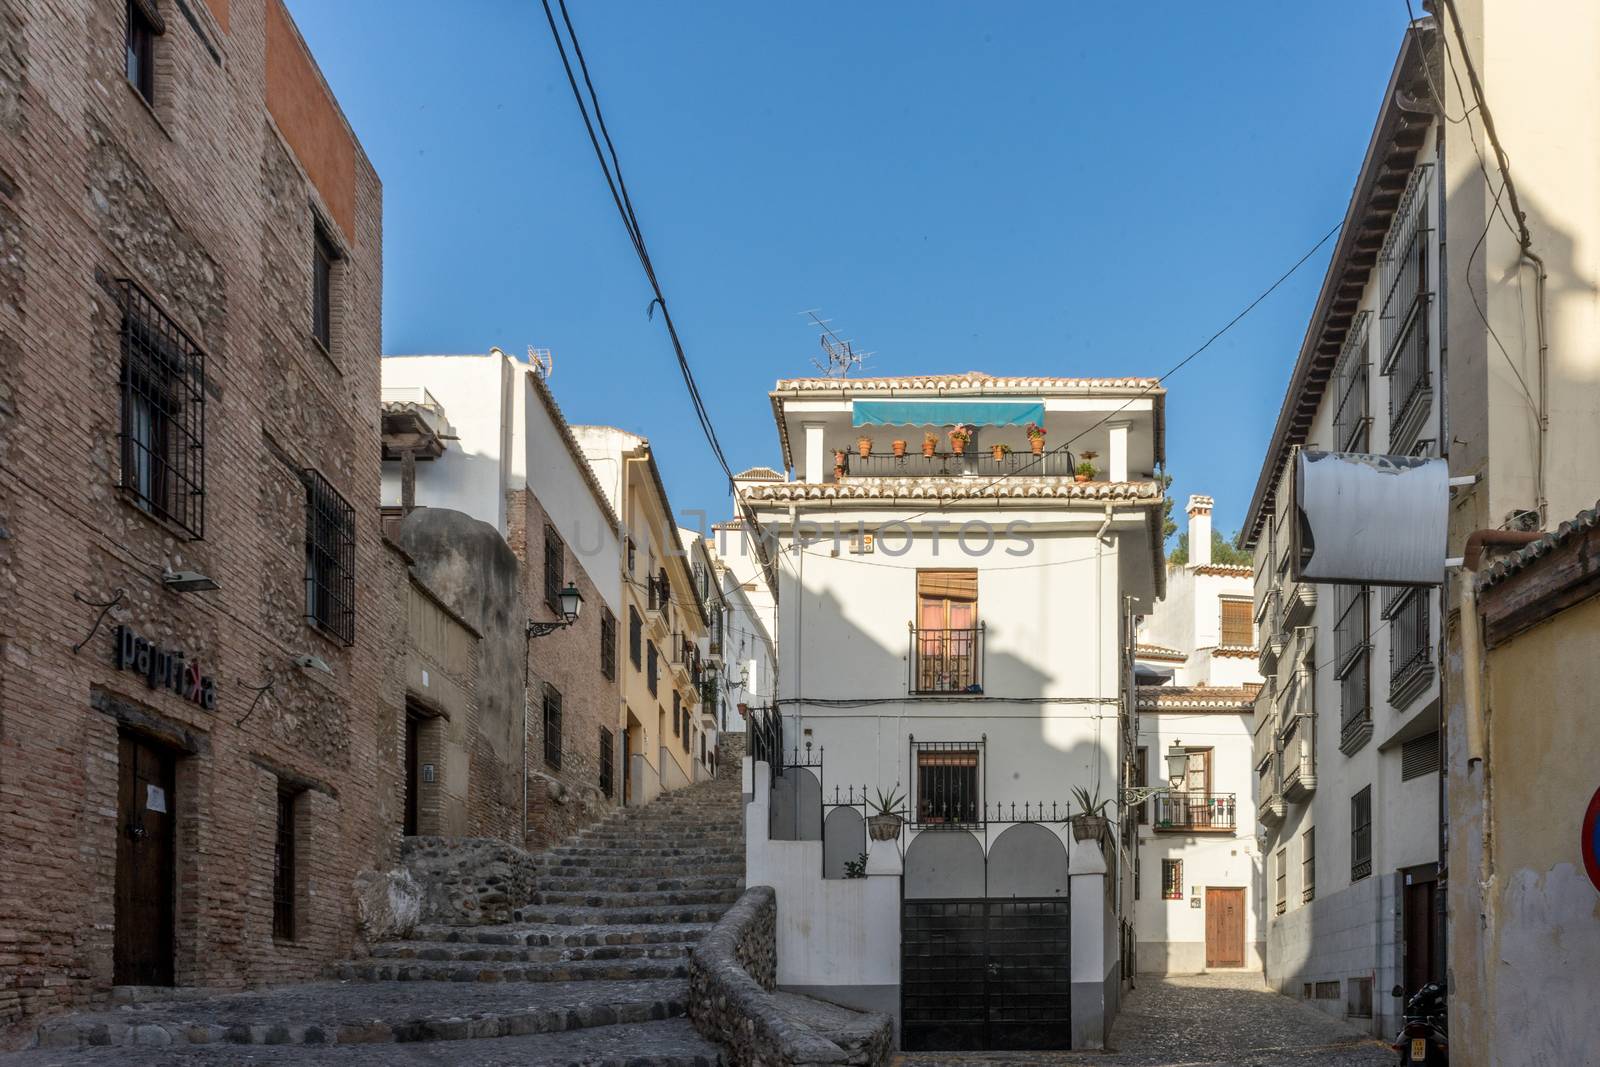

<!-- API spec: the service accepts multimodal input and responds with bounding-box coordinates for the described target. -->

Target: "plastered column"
[1107,421,1130,482]
[1070,839,1108,1049]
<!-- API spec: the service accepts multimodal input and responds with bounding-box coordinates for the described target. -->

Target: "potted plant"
[991,442,1012,462]
[922,432,939,457]
[1070,786,1112,843]
[857,435,872,459]
[1074,461,1096,483]
[1025,422,1046,456]
[892,438,907,457]
[948,425,972,456]
[866,786,906,841]
[833,447,847,469]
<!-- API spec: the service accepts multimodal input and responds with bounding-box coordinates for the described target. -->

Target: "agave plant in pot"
[1069,785,1113,843]
[866,786,907,841]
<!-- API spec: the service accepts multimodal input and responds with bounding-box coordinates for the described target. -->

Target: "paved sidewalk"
[896,972,1394,1067]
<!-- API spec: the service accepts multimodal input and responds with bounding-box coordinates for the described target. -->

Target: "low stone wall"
[689,886,891,1066]
[398,837,541,927]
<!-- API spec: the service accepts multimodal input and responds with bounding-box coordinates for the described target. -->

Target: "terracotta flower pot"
[951,439,967,455]
[991,445,1006,462]
[922,441,937,458]
[1071,815,1108,843]
[867,813,904,842]
[1030,438,1044,456]
[857,438,871,459]
[834,465,845,482]
[1075,473,1091,483]
[892,440,907,457]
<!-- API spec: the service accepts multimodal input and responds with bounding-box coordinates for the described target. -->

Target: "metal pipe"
[1462,528,1541,571]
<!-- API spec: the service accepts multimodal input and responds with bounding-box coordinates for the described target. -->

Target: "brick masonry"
[0,0,396,1040]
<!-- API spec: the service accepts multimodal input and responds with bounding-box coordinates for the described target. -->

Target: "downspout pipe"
[1459,529,1541,765]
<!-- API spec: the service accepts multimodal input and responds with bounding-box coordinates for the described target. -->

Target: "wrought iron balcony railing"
[908,624,985,694]
[1153,792,1237,832]
[844,449,1078,480]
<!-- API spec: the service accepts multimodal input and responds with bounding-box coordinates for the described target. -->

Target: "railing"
[908,624,985,694]
[647,573,671,614]
[844,449,1077,480]
[1388,589,1431,691]
[747,704,784,785]
[1152,792,1237,832]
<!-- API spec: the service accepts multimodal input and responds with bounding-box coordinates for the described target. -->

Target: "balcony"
[1283,580,1317,628]
[843,448,1078,480]
[1257,761,1285,829]
[668,633,697,686]
[908,624,985,694]
[644,573,671,638]
[1153,792,1237,833]
[1257,589,1284,675]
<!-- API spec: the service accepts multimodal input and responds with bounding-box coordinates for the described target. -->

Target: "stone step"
[530,872,741,892]
[547,846,742,860]
[29,979,690,1051]
[408,922,713,948]
[538,855,743,872]
[513,903,733,926]
[527,887,742,908]
[331,957,689,984]
[367,939,693,965]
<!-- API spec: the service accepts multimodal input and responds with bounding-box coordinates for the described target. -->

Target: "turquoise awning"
[851,399,1045,428]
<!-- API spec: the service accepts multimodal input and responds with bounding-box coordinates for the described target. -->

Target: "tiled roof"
[1192,563,1254,577]
[733,466,785,482]
[1136,684,1261,712]
[772,371,1162,393]
[739,478,1164,504]
[1479,501,1600,587]
[1135,643,1186,661]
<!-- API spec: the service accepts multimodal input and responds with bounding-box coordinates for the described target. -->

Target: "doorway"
[1402,871,1439,996]
[1205,886,1245,968]
[403,711,420,836]
[115,732,176,986]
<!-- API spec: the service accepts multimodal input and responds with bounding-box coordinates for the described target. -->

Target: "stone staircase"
[21,767,745,1065]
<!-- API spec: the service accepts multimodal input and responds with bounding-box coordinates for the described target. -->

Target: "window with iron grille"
[542,684,562,770]
[1219,598,1253,647]
[303,469,355,645]
[1401,732,1440,781]
[1388,588,1431,700]
[629,607,642,669]
[1335,584,1371,753]
[312,219,337,350]
[626,538,636,575]
[699,731,706,764]
[125,0,156,104]
[117,280,205,539]
[599,726,614,798]
[1302,827,1316,902]
[913,743,980,826]
[1135,747,1149,825]
[671,691,680,736]
[1351,786,1372,881]
[1275,848,1287,915]
[600,607,617,681]
[272,788,297,941]
[543,524,564,612]
[1380,166,1433,448]
[1161,859,1183,901]
[1332,312,1372,452]
[646,642,658,696]
[682,714,690,753]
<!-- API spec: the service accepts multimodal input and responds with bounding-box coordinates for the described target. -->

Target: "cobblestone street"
[896,973,1394,1067]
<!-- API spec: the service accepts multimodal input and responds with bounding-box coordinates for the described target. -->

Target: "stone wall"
[398,837,542,928]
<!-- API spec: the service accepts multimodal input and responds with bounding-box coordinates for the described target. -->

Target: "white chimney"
[1187,495,1214,567]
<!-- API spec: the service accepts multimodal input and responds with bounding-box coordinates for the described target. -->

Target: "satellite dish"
[1291,449,1447,587]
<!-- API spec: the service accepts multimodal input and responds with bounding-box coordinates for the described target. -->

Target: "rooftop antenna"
[528,347,553,379]
[798,309,872,378]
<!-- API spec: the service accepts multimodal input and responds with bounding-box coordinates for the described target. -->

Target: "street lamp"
[527,583,583,638]
[1122,739,1191,805]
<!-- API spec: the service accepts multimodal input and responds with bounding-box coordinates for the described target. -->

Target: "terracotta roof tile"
[1136,684,1261,712]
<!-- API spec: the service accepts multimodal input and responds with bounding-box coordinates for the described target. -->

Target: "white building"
[707,466,784,735]
[1241,21,1443,1038]
[1132,495,1264,975]
[740,371,1167,1052]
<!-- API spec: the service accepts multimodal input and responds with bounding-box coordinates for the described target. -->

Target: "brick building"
[0,0,394,1034]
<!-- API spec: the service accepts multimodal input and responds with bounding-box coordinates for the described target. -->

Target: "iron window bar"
[599,725,614,798]
[1331,311,1373,453]
[908,623,985,695]
[543,685,562,769]
[1151,792,1238,832]
[747,704,784,785]
[117,279,206,539]
[272,789,296,940]
[302,468,355,645]
[909,737,984,830]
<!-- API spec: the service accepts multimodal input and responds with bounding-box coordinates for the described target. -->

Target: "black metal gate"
[901,898,1071,1051]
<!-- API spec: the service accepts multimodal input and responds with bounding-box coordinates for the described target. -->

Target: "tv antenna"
[798,309,871,378]
[528,347,553,379]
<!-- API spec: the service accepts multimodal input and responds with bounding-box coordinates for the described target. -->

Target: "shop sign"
[114,624,217,710]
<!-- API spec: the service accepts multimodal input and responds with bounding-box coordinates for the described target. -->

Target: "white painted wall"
[381,354,513,531]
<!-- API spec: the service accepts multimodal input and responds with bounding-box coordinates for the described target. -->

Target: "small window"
[682,715,691,754]
[600,607,617,681]
[126,0,156,105]
[672,691,680,736]
[117,280,206,538]
[543,524,564,612]
[312,220,337,350]
[1275,848,1287,914]
[646,642,658,696]
[914,746,979,826]
[304,469,356,645]
[1161,859,1183,901]
[628,607,642,668]
[599,726,614,798]
[1351,786,1373,881]
[1220,598,1253,647]
[1134,747,1149,825]
[542,684,562,770]
[1302,827,1316,902]
[1316,979,1341,1000]
[272,788,298,940]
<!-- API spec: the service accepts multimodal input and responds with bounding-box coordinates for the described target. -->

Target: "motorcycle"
[1391,982,1448,1065]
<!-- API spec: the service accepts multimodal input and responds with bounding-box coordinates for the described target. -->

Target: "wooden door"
[1403,877,1438,995]
[1204,887,1245,968]
[403,714,420,835]
[115,733,175,986]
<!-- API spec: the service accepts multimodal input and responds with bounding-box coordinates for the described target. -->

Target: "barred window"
[312,219,337,350]
[125,0,156,104]
[117,280,205,539]
[272,788,297,941]
[1351,786,1372,881]
[1161,859,1183,901]
[1301,827,1316,902]
[543,524,564,611]
[1332,312,1372,452]
[600,607,617,681]
[646,642,658,696]
[672,691,680,736]
[543,684,562,770]
[599,726,614,798]
[1134,747,1149,825]
[303,469,355,645]
[628,607,642,669]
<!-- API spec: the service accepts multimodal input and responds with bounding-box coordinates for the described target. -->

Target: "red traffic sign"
[1583,786,1600,895]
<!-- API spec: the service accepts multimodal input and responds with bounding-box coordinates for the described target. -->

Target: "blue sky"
[288,1,1413,543]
